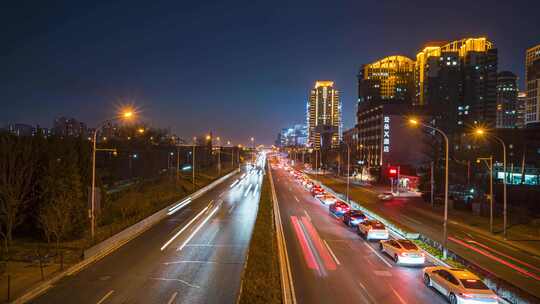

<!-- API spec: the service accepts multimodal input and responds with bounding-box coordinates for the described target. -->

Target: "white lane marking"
[294,196,299,202]
[167,292,178,304]
[357,280,376,303]
[244,183,253,197]
[390,285,408,304]
[323,240,341,265]
[303,209,311,221]
[363,242,393,268]
[177,204,221,251]
[160,205,210,251]
[150,277,200,288]
[219,191,225,197]
[96,290,114,304]
[402,215,422,225]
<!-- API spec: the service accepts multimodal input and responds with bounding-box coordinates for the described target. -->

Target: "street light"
[91,107,136,240]
[216,136,221,175]
[342,141,351,204]
[409,118,450,259]
[250,137,255,164]
[474,127,508,239]
[477,156,494,233]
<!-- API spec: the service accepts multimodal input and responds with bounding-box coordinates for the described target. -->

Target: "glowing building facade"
[307,81,342,149]
[525,44,540,127]
[414,37,498,133]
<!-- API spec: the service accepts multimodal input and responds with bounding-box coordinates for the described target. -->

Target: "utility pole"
[430,161,434,207]
[192,137,196,190]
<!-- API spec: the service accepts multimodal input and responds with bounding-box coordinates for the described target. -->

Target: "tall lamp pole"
[410,119,449,259]
[342,141,351,204]
[91,109,135,241]
[216,136,221,175]
[475,129,508,239]
[192,136,197,190]
[477,156,494,233]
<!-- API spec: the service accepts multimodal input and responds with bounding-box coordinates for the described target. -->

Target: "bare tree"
[0,135,36,252]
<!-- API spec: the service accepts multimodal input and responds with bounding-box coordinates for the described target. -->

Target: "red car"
[310,186,325,197]
[329,201,350,216]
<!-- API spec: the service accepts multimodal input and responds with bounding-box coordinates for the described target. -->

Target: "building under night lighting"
[307,81,342,149]
[496,71,519,129]
[525,43,540,127]
[415,37,498,133]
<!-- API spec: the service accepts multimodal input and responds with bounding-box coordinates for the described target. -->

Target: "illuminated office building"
[496,71,519,129]
[358,55,415,103]
[307,81,342,149]
[525,44,540,127]
[415,37,498,132]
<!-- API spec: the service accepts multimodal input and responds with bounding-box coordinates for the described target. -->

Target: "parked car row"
[281,163,500,304]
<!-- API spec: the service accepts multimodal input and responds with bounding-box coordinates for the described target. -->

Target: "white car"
[379,239,425,265]
[318,194,338,205]
[357,220,389,240]
[423,267,499,304]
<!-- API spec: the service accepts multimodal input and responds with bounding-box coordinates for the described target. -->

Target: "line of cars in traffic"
[283,164,500,304]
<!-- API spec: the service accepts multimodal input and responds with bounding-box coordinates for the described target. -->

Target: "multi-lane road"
[33,162,265,304]
[316,174,540,299]
[270,162,448,304]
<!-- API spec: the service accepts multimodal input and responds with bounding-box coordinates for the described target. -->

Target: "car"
[319,194,337,205]
[310,186,325,197]
[423,267,499,304]
[305,182,315,190]
[357,220,389,240]
[379,239,425,265]
[329,201,350,216]
[342,210,367,226]
[378,192,394,200]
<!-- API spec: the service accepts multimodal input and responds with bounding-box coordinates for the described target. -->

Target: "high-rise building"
[496,71,519,128]
[517,91,527,128]
[358,55,415,104]
[415,37,498,132]
[53,117,88,137]
[278,124,308,147]
[307,81,342,149]
[525,44,540,127]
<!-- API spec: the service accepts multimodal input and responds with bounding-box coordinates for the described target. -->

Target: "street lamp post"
[477,156,494,233]
[342,142,351,204]
[410,119,449,259]
[90,109,134,241]
[250,137,255,164]
[475,129,508,238]
[216,137,221,175]
[192,137,196,190]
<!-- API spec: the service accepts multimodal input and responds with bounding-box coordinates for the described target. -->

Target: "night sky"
[2,0,539,145]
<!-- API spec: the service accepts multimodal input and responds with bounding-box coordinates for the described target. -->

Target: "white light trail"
[177,204,221,251]
[167,197,192,215]
[161,205,209,251]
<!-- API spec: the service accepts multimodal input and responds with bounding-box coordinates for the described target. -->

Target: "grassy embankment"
[238,170,282,304]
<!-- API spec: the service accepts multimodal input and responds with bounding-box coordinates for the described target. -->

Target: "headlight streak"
[160,203,210,251]
[177,202,221,251]
[167,197,192,215]
[229,179,239,188]
[244,183,253,197]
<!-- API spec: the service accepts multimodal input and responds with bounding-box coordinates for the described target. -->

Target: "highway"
[316,174,540,298]
[270,163,448,304]
[33,163,265,304]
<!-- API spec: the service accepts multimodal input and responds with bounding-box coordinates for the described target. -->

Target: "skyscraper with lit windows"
[525,44,540,127]
[307,81,342,149]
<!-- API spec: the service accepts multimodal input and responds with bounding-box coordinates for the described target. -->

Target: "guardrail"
[12,169,240,304]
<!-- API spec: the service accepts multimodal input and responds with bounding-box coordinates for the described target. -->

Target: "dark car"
[329,201,350,216]
[342,210,367,227]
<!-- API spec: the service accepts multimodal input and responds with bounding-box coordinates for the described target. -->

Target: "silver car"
[379,239,425,265]
[423,267,499,304]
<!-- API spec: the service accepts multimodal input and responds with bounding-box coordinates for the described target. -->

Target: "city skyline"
[2,0,540,145]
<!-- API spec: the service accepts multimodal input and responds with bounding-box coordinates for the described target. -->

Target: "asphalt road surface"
[270,164,449,304]
[33,165,264,304]
[322,175,540,298]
